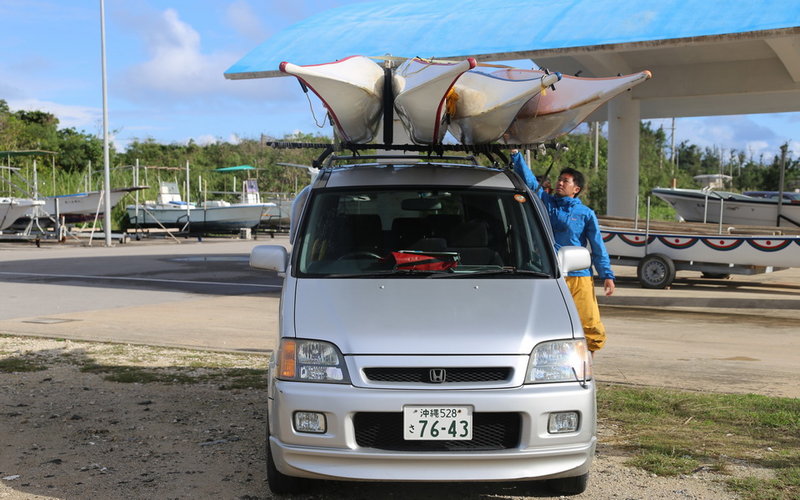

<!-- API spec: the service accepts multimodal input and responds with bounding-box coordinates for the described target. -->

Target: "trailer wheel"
[637,254,676,289]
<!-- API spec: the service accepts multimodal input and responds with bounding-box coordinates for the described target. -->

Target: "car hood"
[292,278,576,355]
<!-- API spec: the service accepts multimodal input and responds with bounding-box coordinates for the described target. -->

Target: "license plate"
[403,406,473,440]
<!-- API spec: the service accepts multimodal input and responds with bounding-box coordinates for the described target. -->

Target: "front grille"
[353,412,520,451]
[363,367,512,384]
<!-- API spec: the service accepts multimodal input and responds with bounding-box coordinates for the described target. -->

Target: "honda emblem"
[429,368,446,383]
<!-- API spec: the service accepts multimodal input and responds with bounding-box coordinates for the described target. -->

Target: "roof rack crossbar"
[262,141,565,169]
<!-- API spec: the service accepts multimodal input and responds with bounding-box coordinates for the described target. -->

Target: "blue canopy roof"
[225,0,800,79]
[215,165,256,172]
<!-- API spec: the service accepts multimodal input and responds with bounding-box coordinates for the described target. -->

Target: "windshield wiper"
[325,269,448,278]
[437,268,551,278]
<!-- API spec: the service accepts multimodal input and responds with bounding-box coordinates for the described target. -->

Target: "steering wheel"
[336,251,382,261]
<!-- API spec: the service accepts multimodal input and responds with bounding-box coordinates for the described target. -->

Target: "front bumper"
[268,380,596,482]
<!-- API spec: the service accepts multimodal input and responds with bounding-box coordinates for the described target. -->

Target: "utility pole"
[670,117,676,176]
[100,0,112,246]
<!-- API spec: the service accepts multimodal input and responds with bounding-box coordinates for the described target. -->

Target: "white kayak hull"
[447,71,561,144]
[280,55,385,143]
[393,57,476,145]
[496,69,652,144]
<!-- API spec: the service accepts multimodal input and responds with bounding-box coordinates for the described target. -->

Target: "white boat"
[652,187,800,228]
[602,222,800,269]
[0,197,44,231]
[447,69,561,144]
[495,69,652,144]
[393,57,476,145]
[126,182,263,233]
[280,55,385,143]
[599,216,799,287]
[40,186,147,223]
[231,179,292,230]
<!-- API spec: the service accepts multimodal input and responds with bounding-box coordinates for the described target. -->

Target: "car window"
[295,187,554,277]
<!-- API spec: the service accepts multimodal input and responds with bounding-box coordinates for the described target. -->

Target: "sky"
[2,0,799,162]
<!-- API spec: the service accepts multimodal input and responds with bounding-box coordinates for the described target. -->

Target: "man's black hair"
[560,167,585,197]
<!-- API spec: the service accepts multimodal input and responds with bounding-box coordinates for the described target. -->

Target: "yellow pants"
[565,276,607,352]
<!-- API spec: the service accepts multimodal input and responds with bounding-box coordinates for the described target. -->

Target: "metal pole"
[134,159,140,220]
[777,144,787,226]
[185,159,190,222]
[100,0,112,246]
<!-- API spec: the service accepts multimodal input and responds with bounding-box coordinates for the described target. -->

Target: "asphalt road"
[1,234,797,398]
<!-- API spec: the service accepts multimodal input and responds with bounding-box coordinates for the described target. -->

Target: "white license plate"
[403,406,473,440]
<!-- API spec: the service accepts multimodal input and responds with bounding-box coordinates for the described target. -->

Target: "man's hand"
[604,278,615,296]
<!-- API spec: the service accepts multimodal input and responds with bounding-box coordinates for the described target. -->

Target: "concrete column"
[606,93,640,218]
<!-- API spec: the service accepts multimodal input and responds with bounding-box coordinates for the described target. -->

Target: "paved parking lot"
[1,235,797,398]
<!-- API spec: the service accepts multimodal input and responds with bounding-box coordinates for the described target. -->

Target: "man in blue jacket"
[511,150,615,353]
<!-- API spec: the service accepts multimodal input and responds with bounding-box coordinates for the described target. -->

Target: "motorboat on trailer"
[40,186,147,223]
[598,216,800,288]
[126,182,264,233]
[496,69,652,144]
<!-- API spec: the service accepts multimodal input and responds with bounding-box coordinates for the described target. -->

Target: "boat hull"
[447,71,560,144]
[495,69,652,144]
[41,187,146,222]
[280,56,384,143]
[601,226,800,268]
[0,198,44,231]
[393,58,476,145]
[126,204,264,233]
[652,188,800,228]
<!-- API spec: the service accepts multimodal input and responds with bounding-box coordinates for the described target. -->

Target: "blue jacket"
[511,151,615,280]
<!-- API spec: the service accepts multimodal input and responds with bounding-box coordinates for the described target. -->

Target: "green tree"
[56,128,104,172]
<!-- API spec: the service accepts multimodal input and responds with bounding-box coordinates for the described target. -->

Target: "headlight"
[278,339,350,383]
[525,339,592,384]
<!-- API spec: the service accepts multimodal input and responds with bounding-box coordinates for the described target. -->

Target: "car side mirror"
[250,245,289,274]
[557,246,591,274]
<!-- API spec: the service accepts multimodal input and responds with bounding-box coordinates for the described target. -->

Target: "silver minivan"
[250,156,594,495]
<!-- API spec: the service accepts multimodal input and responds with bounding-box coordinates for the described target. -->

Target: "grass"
[78,362,267,389]
[3,337,797,497]
[598,384,800,499]
[0,356,47,373]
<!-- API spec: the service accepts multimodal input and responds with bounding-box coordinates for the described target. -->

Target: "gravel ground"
[0,337,761,500]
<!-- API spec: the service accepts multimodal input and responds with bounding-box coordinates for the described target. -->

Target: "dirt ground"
[0,337,764,500]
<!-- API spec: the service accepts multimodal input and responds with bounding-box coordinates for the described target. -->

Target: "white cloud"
[114,7,293,106]
[789,140,800,157]
[7,98,101,132]
[118,9,227,97]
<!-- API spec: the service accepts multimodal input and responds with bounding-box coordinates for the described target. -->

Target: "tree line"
[1,98,797,222]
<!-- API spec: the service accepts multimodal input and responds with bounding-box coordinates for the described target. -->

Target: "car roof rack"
[262,141,565,169]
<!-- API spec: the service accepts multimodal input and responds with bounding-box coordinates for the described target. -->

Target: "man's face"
[554,174,581,198]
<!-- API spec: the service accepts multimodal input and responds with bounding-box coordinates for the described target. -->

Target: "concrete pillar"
[606,93,640,218]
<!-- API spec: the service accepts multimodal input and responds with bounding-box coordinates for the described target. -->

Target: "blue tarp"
[225,0,800,78]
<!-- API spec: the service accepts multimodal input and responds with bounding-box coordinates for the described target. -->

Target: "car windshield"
[295,187,555,278]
